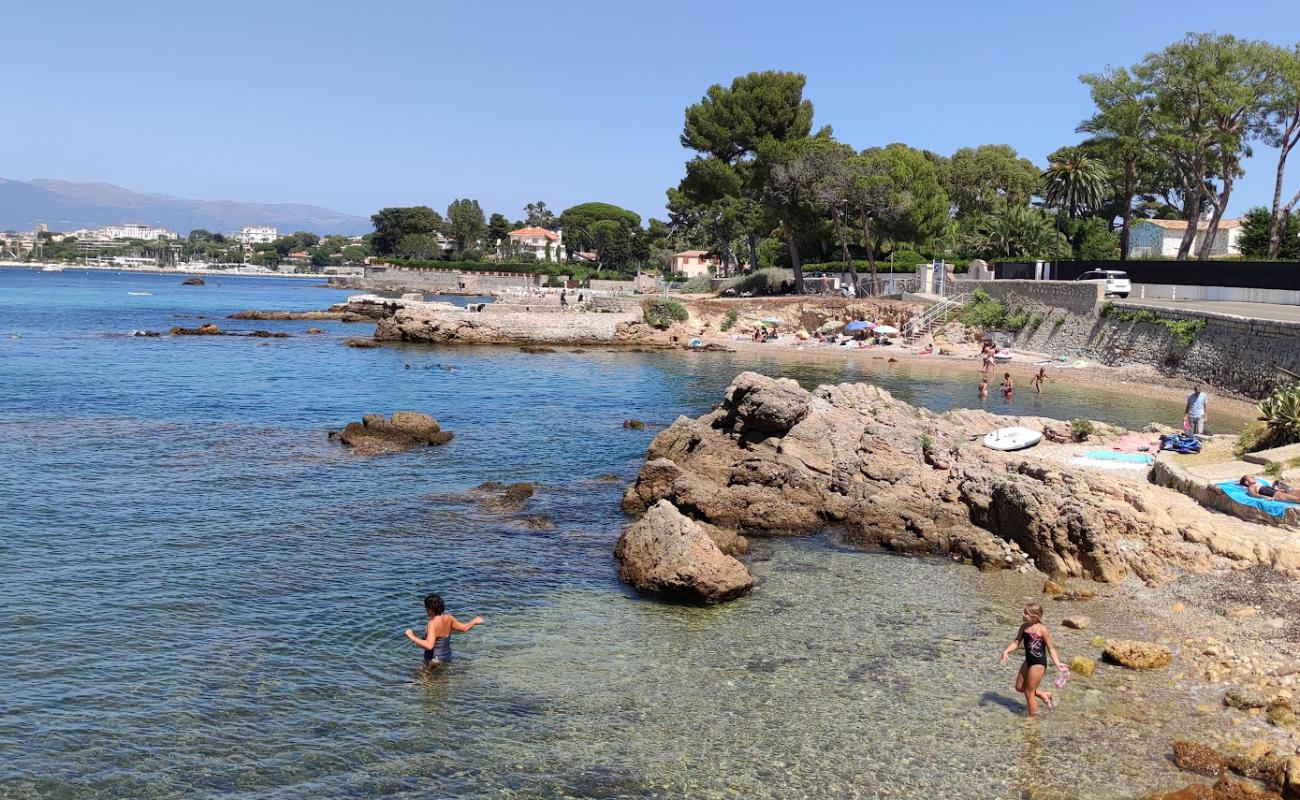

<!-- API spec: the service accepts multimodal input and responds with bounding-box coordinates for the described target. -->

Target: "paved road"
[1117,297,1300,323]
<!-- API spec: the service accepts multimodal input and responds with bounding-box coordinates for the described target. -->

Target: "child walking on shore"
[405,593,484,666]
[999,603,1065,717]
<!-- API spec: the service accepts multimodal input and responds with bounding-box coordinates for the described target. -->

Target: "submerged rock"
[1062,616,1091,630]
[614,500,753,603]
[345,337,380,348]
[181,276,205,285]
[329,411,452,455]
[1173,740,1229,776]
[622,419,646,430]
[519,346,556,354]
[1069,655,1096,677]
[1224,686,1270,711]
[477,482,535,513]
[1104,640,1173,670]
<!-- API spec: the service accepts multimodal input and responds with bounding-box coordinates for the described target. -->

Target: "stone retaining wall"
[947,280,1300,397]
[956,279,1103,315]
[1093,303,1300,398]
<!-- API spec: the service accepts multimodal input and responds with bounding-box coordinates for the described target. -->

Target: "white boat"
[41,264,65,272]
[127,291,152,296]
[982,426,1042,451]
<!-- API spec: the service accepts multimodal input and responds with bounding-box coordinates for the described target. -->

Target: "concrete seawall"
[954,279,1300,398]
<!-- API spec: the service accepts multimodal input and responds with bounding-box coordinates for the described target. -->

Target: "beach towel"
[1081,451,1153,464]
[1069,456,1150,472]
[1216,479,1299,519]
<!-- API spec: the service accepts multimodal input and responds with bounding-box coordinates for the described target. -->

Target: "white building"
[1127,218,1242,259]
[99,223,178,241]
[236,225,279,246]
[506,226,563,261]
[668,250,719,278]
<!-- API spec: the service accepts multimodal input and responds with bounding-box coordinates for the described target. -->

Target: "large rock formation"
[614,500,754,602]
[621,371,1221,584]
[345,295,661,346]
[329,411,453,455]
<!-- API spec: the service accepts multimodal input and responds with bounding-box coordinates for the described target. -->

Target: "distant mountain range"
[0,178,371,235]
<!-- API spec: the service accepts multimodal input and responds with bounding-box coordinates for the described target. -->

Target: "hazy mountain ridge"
[0,178,370,235]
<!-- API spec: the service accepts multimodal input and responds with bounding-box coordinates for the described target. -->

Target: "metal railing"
[904,293,967,340]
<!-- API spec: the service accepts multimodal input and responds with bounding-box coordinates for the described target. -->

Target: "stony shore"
[616,371,1300,796]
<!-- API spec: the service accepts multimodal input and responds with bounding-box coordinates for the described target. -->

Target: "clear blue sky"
[4,0,1299,223]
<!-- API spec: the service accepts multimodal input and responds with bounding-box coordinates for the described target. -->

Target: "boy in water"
[1001,372,1014,400]
[1032,366,1053,394]
[979,377,989,399]
[405,593,484,666]
[999,603,1065,717]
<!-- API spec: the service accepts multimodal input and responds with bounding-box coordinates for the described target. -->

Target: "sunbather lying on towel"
[1240,475,1300,503]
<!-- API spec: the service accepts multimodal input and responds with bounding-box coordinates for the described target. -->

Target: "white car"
[1075,269,1131,298]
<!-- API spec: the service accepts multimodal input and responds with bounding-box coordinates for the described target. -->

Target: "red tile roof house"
[1127,218,1242,258]
[506,227,564,261]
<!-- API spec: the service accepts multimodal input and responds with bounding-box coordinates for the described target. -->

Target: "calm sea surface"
[0,268,1239,798]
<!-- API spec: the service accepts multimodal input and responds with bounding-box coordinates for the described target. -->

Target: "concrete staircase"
[904,293,967,341]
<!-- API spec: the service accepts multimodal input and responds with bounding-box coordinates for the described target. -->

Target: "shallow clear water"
[0,268,1232,798]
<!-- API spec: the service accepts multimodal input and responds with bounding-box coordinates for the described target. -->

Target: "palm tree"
[969,206,1067,260]
[1041,146,1111,219]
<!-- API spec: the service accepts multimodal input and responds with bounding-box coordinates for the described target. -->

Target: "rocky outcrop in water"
[229,308,373,322]
[168,323,288,338]
[620,371,1230,585]
[181,276,205,285]
[357,295,660,346]
[329,412,452,455]
[614,499,754,602]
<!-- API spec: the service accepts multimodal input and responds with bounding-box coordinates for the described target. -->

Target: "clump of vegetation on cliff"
[959,288,1007,330]
[642,299,689,329]
[1099,302,1207,348]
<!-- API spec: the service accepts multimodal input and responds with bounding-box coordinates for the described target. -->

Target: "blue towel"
[1216,479,1299,518]
[1083,451,1153,464]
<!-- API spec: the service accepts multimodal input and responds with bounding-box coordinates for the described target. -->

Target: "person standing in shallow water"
[1000,603,1065,717]
[405,593,483,666]
[1033,366,1052,394]
[979,376,989,399]
[1001,372,1014,400]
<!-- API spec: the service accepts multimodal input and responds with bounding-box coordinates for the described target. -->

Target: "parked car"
[1074,269,1131,298]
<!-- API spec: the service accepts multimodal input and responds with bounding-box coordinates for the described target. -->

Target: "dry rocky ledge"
[618,371,1300,602]
[333,295,665,346]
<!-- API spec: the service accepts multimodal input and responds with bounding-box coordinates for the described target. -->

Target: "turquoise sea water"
[0,268,1239,798]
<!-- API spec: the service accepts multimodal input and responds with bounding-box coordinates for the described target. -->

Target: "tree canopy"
[370,206,443,257]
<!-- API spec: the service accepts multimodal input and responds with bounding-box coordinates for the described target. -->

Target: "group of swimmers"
[979,366,1053,401]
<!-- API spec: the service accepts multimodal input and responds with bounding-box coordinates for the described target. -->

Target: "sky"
[4,0,1300,224]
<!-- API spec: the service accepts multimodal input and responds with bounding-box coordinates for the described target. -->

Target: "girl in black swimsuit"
[999,603,1066,717]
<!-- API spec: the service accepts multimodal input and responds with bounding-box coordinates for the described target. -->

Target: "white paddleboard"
[982,426,1042,451]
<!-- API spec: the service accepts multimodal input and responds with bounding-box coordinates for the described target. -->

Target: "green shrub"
[723,268,789,296]
[1263,461,1285,480]
[1256,382,1300,451]
[1004,309,1032,331]
[720,309,738,332]
[1235,421,1270,457]
[543,276,564,288]
[679,277,714,294]
[1069,419,1095,442]
[642,298,688,329]
[920,433,934,456]
[959,288,1007,330]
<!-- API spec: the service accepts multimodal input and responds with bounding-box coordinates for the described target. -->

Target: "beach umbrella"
[843,320,871,332]
[873,324,899,335]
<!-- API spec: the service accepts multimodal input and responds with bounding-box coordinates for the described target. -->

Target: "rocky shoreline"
[613,371,1300,796]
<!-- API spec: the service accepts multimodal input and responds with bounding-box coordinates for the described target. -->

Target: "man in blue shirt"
[1185,384,1208,435]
